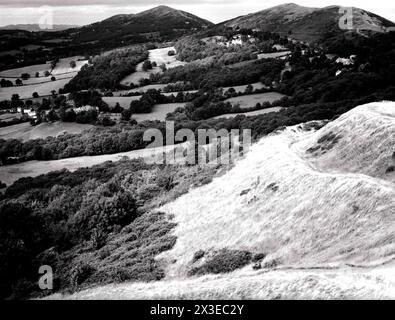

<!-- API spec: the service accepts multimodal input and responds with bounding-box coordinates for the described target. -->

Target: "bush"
[70,263,96,286]
[188,249,252,276]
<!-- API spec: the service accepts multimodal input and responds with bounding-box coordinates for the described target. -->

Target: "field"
[222,82,267,93]
[120,47,186,86]
[0,62,51,78]
[0,78,74,100]
[212,107,283,119]
[0,121,93,142]
[0,143,183,186]
[132,103,186,122]
[257,51,291,59]
[0,56,88,100]
[0,112,22,121]
[103,96,141,108]
[224,92,286,109]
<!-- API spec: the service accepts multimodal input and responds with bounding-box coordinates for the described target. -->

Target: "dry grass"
[159,102,395,279]
[46,264,395,300]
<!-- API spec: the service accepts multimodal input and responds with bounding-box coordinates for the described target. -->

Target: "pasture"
[257,51,291,59]
[132,103,186,122]
[120,46,186,86]
[222,82,268,94]
[103,96,141,109]
[0,143,183,187]
[211,107,283,119]
[0,78,73,100]
[0,121,93,142]
[0,56,88,100]
[224,92,286,109]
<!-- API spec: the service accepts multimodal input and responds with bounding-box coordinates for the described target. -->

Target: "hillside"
[49,101,395,299]
[221,3,395,42]
[73,5,213,43]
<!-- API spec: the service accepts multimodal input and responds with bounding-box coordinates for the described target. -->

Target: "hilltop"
[221,3,395,42]
[73,5,213,43]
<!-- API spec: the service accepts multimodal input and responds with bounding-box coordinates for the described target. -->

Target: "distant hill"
[220,3,395,42]
[0,24,80,32]
[73,5,213,43]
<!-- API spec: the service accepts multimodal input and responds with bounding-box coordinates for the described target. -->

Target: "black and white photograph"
[0,0,394,306]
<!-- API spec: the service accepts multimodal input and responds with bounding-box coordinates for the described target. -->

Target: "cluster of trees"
[62,46,149,92]
[0,158,217,299]
[150,58,284,89]
[174,29,291,66]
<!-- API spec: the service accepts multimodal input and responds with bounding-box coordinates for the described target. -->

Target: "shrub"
[386,166,395,173]
[188,249,252,276]
[70,263,96,287]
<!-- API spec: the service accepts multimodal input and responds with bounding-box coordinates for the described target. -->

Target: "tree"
[35,72,40,78]
[21,73,30,80]
[70,60,77,69]
[112,102,123,114]
[44,71,51,77]
[51,76,56,81]
[32,92,39,98]
[46,110,59,122]
[142,60,153,71]
[15,79,23,86]
[168,50,176,56]
[121,109,132,121]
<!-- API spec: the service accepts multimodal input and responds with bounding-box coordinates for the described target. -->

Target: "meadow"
[0,121,93,142]
[224,92,286,109]
[120,47,186,86]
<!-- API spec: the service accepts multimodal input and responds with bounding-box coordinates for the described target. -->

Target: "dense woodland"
[61,46,149,92]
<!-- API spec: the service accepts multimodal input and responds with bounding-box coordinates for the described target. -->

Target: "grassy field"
[222,82,267,94]
[0,78,73,100]
[0,56,87,100]
[120,47,186,86]
[257,51,291,59]
[224,92,286,109]
[0,112,22,121]
[102,96,142,109]
[212,107,283,119]
[132,103,186,122]
[0,121,93,142]
[0,143,183,186]
[0,62,51,78]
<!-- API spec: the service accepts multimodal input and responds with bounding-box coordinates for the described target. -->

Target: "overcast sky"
[0,0,394,27]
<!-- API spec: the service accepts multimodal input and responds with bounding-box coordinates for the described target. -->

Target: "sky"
[0,0,394,27]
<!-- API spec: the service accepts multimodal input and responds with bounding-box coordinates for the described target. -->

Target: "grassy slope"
[49,101,395,300]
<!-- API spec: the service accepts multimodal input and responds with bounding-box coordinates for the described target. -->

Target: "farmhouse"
[16,107,37,119]
[73,105,99,114]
